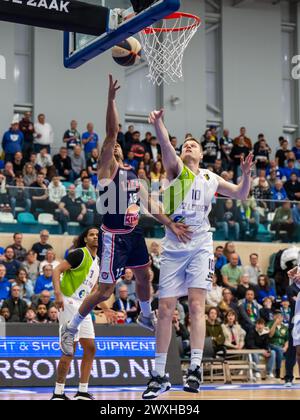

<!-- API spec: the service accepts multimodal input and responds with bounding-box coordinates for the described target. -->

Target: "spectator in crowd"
[219,129,233,170]
[25,308,37,323]
[206,274,223,308]
[70,145,86,179]
[12,151,25,175]
[34,265,54,295]
[222,310,246,350]
[34,113,54,153]
[214,246,227,271]
[87,148,99,185]
[236,273,258,301]
[53,147,73,181]
[23,162,37,186]
[234,127,252,149]
[260,297,275,324]
[141,131,152,151]
[238,199,260,240]
[31,230,53,262]
[201,129,219,166]
[0,265,11,306]
[3,161,16,186]
[292,202,300,238]
[19,111,35,159]
[172,309,190,356]
[280,296,291,327]
[244,253,262,285]
[35,303,49,323]
[75,177,96,211]
[48,306,59,323]
[124,151,139,171]
[257,274,276,305]
[13,268,34,305]
[143,152,152,176]
[150,161,165,183]
[270,201,295,241]
[36,146,56,179]
[206,307,225,352]
[23,251,40,284]
[115,269,137,302]
[230,136,250,180]
[57,184,93,233]
[117,124,125,151]
[63,120,81,154]
[218,199,241,241]
[280,159,300,180]
[170,137,181,156]
[239,289,261,332]
[253,133,272,155]
[221,253,243,290]
[0,307,10,322]
[8,233,27,262]
[48,175,66,206]
[30,172,57,217]
[246,318,276,379]
[2,247,22,280]
[125,125,134,149]
[8,174,31,217]
[74,169,89,187]
[275,139,290,168]
[129,131,145,162]
[2,115,24,162]
[223,241,242,265]
[218,288,239,321]
[254,139,270,172]
[32,290,54,311]
[82,122,99,160]
[115,310,128,325]
[39,249,60,274]
[146,136,161,163]
[268,311,289,378]
[284,173,300,201]
[112,285,138,323]
[150,241,161,270]
[292,137,300,161]
[0,172,9,209]
[1,284,28,322]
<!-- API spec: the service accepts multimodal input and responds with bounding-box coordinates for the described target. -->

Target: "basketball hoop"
[139,12,201,86]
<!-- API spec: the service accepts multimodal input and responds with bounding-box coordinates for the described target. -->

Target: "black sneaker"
[73,391,95,400]
[142,371,171,400]
[50,393,70,400]
[183,365,202,393]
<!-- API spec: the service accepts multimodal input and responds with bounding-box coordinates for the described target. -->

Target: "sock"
[190,349,203,369]
[79,383,88,393]
[154,353,167,377]
[68,312,85,331]
[140,301,151,317]
[54,382,65,395]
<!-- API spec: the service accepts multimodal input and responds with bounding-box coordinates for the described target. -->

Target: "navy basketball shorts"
[98,226,150,284]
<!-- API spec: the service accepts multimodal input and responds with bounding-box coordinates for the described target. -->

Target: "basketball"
[112,37,142,67]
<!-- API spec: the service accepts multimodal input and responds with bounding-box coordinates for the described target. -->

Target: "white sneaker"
[255,372,261,379]
[266,373,275,379]
[284,381,293,388]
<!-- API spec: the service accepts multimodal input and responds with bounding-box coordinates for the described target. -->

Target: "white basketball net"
[139,13,201,86]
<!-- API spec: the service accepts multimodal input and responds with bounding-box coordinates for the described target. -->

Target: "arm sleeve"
[65,249,85,269]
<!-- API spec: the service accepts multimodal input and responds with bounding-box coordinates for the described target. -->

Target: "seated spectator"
[70,145,86,179]
[150,161,165,183]
[217,199,240,241]
[270,201,295,241]
[236,273,259,301]
[2,284,28,322]
[13,268,34,305]
[214,246,227,271]
[30,173,57,217]
[219,129,234,169]
[206,307,225,352]
[280,159,300,181]
[245,318,276,379]
[268,311,289,378]
[172,309,190,356]
[260,297,275,324]
[143,152,152,176]
[0,172,9,209]
[53,147,73,181]
[35,303,49,323]
[257,274,276,305]
[115,269,137,301]
[32,290,54,311]
[63,120,81,154]
[12,151,25,175]
[48,175,66,205]
[117,124,125,151]
[57,184,93,233]
[48,306,59,323]
[25,308,37,323]
[74,169,89,187]
[206,274,223,307]
[112,285,138,323]
[36,147,56,179]
[221,253,243,290]
[292,202,300,238]
[82,122,99,160]
[23,162,37,186]
[124,151,139,171]
[7,174,31,216]
[280,295,291,327]
[3,161,16,185]
[275,139,290,168]
[244,253,262,285]
[0,265,11,306]
[230,136,250,180]
[254,139,270,172]
[8,233,27,263]
[0,307,10,322]
[2,117,24,162]
[34,265,54,296]
[271,179,287,205]
[115,310,128,325]
[150,241,161,270]
[2,247,22,280]
[129,131,145,162]
[222,310,246,350]
[32,230,53,262]
[23,250,40,284]
[284,173,300,201]
[267,168,280,189]
[170,136,181,156]
[239,289,261,332]
[39,249,60,274]
[87,148,99,185]
[223,241,242,265]
[75,177,96,211]
[201,129,219,167]
[238,199,259,240]
[218,288,239,321]
[146,136,161,163]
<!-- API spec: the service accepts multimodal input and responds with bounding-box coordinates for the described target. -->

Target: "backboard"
[64,0,180,69]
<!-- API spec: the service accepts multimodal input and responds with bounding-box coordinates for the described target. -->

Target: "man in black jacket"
[246,318,275,379]
[2,284,28,322]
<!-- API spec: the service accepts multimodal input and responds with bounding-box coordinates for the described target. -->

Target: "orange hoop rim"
[142,12,201,34]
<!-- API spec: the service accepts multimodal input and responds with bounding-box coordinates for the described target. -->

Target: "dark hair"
[13,232,22,239]
[216,246,224,251]
[256,318,265,325]
[258,274,270,291]
[74,227,99,249]
[82,176,90,182]
[224,310,237,324]
[250,253,258,258]
[208,307,219,318]
[5,246,15,257]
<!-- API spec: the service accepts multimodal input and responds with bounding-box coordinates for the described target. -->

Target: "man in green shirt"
[221,253,243,290]
[268,311,289,379]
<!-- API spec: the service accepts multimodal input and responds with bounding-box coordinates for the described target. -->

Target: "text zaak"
[3,0,70,13]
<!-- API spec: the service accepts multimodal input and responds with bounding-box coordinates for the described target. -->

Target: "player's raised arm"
[148,109,182,180]
[97,74,120,179]
[216,153,254,200]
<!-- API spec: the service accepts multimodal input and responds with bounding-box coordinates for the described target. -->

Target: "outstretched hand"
[168,222,192,243]
[240,153,255,176]
[148,109,164,125]
[108,74,120,101]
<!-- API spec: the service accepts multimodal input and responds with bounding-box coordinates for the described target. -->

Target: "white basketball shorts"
[158,230,214,299]
[59,297,95,342]
[293,315,300,347]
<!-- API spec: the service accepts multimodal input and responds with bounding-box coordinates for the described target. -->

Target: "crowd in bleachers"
[1,111,300,240]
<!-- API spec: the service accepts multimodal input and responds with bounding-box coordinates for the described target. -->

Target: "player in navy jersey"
[60,75,190,357]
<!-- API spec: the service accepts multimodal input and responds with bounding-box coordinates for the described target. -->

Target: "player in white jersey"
[142,110,254,399]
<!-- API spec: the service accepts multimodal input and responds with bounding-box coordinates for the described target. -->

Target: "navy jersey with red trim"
[97,166,141,233]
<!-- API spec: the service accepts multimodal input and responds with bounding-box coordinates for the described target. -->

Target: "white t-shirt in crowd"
[34,122,54,146]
